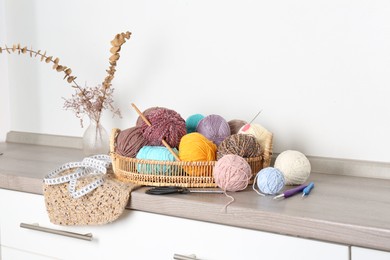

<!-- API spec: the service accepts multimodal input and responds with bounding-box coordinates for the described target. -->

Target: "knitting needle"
[302,182,315,197]
[187,188,224,194]
[131,103,181,161]
[273,184,308,200]
[241,110,263,132]
[131,103,151,126]
[248,110,263,125]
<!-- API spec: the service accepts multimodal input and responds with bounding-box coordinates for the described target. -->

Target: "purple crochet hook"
[273,184,308,200]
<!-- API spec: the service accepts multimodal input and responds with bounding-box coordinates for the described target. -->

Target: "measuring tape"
[43,154,111,199]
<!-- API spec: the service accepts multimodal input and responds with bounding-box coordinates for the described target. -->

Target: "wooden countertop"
[1,137,390,252]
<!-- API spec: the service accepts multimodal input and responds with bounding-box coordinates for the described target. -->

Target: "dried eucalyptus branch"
[103,31,132,89]
[0,43,81,89]
[0,31,132,127]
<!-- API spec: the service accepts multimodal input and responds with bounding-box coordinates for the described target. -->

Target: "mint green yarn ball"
[136,146,178,175]
[186,114,205,133]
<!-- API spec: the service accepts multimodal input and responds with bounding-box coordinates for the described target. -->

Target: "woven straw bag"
[43,156,138,226]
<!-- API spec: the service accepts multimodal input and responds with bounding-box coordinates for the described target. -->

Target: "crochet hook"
[273,184,308,200]
[302,182,315,197]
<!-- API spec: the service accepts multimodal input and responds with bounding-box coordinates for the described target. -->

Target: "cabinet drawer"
[351,246,390,260]
[1,190,157,259]
[1,189,348,260]
[1,245,57,260]
[0,189,108,259]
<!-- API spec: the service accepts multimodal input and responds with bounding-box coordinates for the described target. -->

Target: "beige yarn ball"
[238,123,271,152]
[274,150,311,185]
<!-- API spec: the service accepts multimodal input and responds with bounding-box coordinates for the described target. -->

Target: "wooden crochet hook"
[131,103,181,161]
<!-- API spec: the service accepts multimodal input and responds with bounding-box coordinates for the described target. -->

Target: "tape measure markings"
[44,154,111,198]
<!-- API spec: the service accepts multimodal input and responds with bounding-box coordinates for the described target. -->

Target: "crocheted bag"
[43,155,138,225]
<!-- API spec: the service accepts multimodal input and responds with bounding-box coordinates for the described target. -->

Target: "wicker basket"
[110,128,273,188]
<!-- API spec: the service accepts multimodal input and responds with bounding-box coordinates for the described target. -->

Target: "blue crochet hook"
[302,182,315,197]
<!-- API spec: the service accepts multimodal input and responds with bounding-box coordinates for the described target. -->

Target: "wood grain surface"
[1,133,390,251]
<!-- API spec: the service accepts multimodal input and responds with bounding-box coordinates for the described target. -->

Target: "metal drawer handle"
[20,223,93,241]
[173,253,198,260]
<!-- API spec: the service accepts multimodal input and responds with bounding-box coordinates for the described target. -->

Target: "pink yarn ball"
[213,154,252,192]
[196,114,230,145]
[139,108,186,148]
[136,107,164,126]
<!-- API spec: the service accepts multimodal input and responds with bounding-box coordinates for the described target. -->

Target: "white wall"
[0,0,10,142]
[3,0,390,163]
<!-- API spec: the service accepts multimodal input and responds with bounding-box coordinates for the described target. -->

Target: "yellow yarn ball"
[179,133,217,176]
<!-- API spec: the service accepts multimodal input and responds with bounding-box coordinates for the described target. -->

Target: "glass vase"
[82,119,109,156]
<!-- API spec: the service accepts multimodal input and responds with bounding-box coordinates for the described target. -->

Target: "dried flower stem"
[0,44,81,90]
[98,31,131,122]
[0,31,132,126]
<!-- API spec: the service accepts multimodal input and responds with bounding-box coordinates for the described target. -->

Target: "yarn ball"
[135,107,162,126]
[136,146,178,174]
[179,133,217,176]
[213,154,252,192]
[139,108,186,148]
[256,167,285,195]
[228,119,247,135]
[238,123,271,152]
[274,150,311,185]
[217,134,262,160]
[116,126,149,158]
[196,114,230,145]
[186,114,205,133]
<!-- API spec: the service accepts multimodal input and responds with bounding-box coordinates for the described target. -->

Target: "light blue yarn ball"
[136,146,178,175]
[186,114,205,133]
[256,167,285,195]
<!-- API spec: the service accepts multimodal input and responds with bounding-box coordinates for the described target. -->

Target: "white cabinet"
[1,246,57,260]
[0,189,349,260]
[351,246,390,260]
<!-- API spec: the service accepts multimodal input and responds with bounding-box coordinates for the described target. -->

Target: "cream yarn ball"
[238,123,270,150]
[274,150,311,185]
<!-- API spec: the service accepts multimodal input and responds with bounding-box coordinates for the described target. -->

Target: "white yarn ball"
[274,150,311,185]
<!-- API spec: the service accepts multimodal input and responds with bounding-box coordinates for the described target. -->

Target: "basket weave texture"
[43,173,137,225]
[110,128,273,188]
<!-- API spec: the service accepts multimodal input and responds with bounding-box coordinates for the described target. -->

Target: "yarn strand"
[221,191,235,213]
[252,173,265,196]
